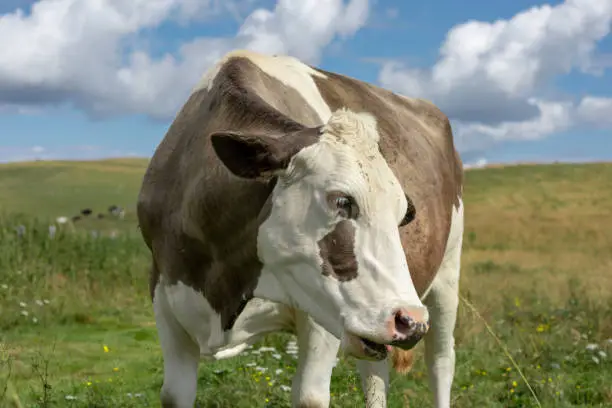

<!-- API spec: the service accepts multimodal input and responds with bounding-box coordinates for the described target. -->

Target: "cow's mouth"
[359,337,389,360]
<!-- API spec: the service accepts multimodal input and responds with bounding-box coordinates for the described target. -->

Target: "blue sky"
[0,0,610,165]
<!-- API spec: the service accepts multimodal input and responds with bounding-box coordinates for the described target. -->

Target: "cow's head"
[211,108,428,360]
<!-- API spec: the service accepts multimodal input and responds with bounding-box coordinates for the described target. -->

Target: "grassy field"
[1,159,611,408]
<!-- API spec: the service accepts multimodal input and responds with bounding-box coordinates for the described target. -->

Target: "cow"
[137,49,464,408]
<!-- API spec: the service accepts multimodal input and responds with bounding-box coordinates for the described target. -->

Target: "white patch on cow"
[159,279,224,355]
[194,49,332,123]
[423,196,463,408]
[256,107,427,348]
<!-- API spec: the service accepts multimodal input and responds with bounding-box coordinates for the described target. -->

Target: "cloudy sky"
[0,0,611,165]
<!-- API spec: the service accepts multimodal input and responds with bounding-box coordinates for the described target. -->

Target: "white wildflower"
[65,395,77,400]
[19,302,27,308]
[586,343,599,352]
[592,356,600,364]
[272,353,282,360]
[280,385,291,392]
[20,310,29,317]
[597,350,607,359]
[275,369,283,375]
[1,284,7,290]
[35,300,44,306]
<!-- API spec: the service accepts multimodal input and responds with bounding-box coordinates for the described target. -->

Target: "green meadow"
[0,159,611,407]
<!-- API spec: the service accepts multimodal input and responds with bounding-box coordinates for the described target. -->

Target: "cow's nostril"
[394,309,416,336]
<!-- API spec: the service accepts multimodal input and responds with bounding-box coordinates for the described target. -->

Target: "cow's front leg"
[356,359,389,408]
[291,309,340,408]
[153,283,200,408]
[423,204,463,408]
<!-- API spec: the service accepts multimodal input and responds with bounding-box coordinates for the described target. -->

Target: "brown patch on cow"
[318,220,359,282]
[310,67,463,296]
[138,56,325,331]
[391,348,415,374]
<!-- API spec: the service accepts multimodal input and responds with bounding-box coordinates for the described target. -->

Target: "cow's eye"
[327,192,360,219]
[399,194,416,227]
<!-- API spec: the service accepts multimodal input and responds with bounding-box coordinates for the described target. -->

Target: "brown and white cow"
[137,49,464,408]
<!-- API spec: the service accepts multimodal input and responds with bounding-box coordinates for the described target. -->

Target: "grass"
[1,159,612,407]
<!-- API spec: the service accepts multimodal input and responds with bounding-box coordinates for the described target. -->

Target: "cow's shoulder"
[194,50,331,126]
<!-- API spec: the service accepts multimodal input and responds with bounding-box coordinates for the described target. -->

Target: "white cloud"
[378,0,612,153]
[0,0,370,119]
[453,98,575,153]
[576,96,612,127]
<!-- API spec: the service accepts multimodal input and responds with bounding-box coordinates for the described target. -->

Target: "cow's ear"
[210,131,292,179]
[210,127,322,180]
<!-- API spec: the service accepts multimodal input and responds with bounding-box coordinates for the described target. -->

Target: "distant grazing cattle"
[97,213,105,219]
[137,50,464,408]
[56,216,68,224]
[71,215,81,222]
[108,205,125,219]
[81,208,92,216]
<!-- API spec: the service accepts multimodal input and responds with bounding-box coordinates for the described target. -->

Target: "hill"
[0,158,149,219]
[1,159,611,407]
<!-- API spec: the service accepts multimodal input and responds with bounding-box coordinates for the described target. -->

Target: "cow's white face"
[211,108,429,360]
